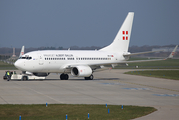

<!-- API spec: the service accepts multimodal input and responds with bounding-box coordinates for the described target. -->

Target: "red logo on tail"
[172,52,175,55]
[122,31,128,40]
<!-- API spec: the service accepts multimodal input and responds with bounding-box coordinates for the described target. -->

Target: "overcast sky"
[0,0,179,48]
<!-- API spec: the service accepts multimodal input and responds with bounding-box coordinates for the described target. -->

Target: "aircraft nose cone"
[14,60,23,70]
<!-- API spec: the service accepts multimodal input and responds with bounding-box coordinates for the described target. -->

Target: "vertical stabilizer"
[19,46,25,57]
[168,45,178,58]
[99,12,134,53]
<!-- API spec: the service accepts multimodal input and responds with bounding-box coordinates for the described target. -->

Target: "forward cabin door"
[38,54,44,65]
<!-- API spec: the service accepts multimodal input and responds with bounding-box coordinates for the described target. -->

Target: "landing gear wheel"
[22,76,28,81]
[60,74,69,80]
[60,74,64,80]
[64,74,69,80]
[89,74,93,80]
[84,74,93,80]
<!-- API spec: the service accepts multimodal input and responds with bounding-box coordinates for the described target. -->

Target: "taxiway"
[0,69,179,120]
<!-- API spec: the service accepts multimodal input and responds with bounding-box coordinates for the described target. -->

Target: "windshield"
[19,57,32,60]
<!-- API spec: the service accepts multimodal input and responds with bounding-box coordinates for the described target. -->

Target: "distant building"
[12,48,16,58]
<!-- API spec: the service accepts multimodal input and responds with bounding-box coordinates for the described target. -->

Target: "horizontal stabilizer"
[123,50,164,57]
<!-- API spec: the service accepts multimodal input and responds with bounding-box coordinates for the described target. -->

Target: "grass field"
[0,61,16,70]
[125,70,179,80]
[116,58,179,69]
[0,104,156,120]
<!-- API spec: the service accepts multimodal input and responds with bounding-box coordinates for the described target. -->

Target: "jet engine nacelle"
[71,66,92,77]
[33,73,50,77]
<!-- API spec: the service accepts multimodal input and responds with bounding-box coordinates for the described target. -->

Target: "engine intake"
[71,66,92,77]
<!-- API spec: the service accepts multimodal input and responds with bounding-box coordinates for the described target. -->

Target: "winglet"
[168,45,178,58]
[19,46,25,57]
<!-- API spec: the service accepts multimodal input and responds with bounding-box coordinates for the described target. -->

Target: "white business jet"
[14,12,178,80]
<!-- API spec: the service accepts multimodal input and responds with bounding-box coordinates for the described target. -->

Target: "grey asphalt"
[0,69,179,120]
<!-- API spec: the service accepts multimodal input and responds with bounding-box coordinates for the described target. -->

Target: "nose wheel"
[60,74,69,80]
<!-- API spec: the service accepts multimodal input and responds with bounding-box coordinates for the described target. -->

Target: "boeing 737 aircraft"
[14,12,178,80]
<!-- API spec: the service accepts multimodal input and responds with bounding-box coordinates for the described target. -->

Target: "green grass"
[0,61,16,70]
[129,58,179,67]
[0,104,156,120]
[116,58,179,69]
[125,70,179,80]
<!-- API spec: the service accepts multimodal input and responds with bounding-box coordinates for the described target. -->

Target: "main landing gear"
[84,74,93,80]
[60,74,94,80]
[60,73,69,80]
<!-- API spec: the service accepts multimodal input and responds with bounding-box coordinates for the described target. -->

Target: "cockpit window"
[26,57,32,60]
[19,57,25,59]
[19,57,32,60]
